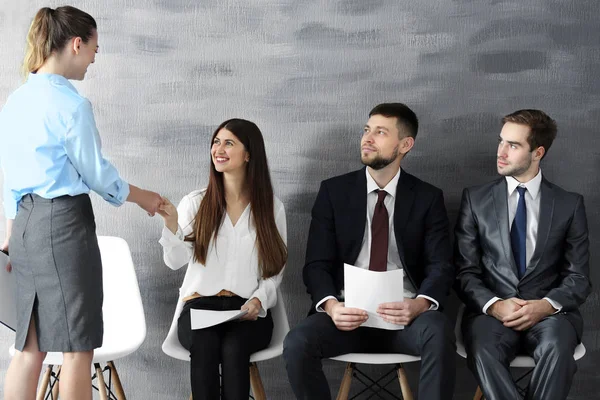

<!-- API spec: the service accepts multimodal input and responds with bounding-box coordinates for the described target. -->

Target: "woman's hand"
[240,298,262,321]
[156,197,179,234]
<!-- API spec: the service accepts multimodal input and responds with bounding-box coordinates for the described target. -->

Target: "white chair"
[162,289,290,400]
[9,236,146,400]
[329,353,421,400]
[455,304,586,400]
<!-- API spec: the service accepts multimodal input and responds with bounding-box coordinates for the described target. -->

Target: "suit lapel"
[348,169,368,263]
[492,179,519,277]
[393,170,416,261]
[523,178,554,278]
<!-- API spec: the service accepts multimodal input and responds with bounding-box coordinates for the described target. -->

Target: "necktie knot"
[376,189,387,204]
[516,186,526,197]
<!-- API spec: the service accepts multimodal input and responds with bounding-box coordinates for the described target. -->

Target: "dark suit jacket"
[454,177,591,338]
[303,167,454,313]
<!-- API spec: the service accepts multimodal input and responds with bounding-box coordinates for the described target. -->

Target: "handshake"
[128,185,178,232]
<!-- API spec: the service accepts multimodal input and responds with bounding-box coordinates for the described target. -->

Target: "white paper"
[190,309,248,330]
[344,263,405,330]
[0,251,16,331]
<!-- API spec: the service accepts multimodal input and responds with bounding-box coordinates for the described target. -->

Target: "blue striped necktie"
[511,186,527,278]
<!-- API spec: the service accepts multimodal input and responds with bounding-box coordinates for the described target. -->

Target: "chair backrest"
[95,236,146,362]
[455,304,468,358]
[268,288,290,345]
[249,288,290,362]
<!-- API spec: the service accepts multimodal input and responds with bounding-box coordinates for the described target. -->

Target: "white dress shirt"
[483,170,562,314]
[316,168,438,312]
[160,189,286,317]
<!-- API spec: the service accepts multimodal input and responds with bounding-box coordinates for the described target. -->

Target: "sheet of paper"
[190,309,248,330]
[0,251,16,331]
[344,263,405,330]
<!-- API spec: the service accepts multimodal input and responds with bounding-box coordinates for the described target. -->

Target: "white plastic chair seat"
[330,352,421,364]
[9,236,146,365]
[162,288,290,364]
[455,304,586,367]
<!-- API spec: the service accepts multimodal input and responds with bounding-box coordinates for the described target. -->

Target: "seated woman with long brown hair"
[157,118,287,400]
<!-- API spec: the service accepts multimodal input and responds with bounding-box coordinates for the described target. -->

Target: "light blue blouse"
[0,73,129,219]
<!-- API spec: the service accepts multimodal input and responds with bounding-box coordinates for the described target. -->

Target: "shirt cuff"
[113,179,130,206]
[416,295,439,310]
[316,296,337,313]
[543,297,562,314]
[483,297,502,315]
[158,225,184,247]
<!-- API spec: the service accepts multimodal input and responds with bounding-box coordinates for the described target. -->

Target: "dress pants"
[178,296,273,400]
[283,310,456,400]
[463,313,578,400]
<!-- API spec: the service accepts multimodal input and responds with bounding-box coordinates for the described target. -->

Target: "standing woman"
[0,6,163,400]
[158,119,287,399]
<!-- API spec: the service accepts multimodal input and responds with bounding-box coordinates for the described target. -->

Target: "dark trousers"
[463,313,578,400]
[177,296,273,400]
[283,310,456,400]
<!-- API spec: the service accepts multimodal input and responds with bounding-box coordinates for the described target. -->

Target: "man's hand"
[502,299,556,331]
[377,297,431,326]
[127,185,163,216]
[488,298,523,321]
[324,299,368,331]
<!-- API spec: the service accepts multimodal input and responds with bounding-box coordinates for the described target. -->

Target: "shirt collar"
[27,73,79,94]
[505,169,542,200]
[366,167,401,198]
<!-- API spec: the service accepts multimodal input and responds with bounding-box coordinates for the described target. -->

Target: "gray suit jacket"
[454,177,591,339]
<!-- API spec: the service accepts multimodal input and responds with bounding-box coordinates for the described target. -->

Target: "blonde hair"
[22,6,96,79]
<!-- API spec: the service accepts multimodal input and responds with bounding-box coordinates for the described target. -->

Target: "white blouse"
[160,189,286,353]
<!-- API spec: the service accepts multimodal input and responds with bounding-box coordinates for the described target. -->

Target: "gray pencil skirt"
[9,193,103,352]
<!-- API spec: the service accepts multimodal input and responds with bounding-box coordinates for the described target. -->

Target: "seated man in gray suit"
[454,109,591,400]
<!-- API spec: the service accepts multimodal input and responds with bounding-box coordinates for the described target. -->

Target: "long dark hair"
[23,6,97,77]
[186,119,287,278]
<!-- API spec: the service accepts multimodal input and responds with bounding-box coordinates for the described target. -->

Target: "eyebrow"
[365,125,389,131]
[499,136,522,146]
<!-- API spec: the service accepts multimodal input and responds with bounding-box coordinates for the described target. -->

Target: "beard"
[497,157,532,177]
[361,145,399,170]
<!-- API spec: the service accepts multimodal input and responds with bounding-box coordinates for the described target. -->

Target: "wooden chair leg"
[51,366,61,399]
[107,361,126,399]
[473,385,484,400]
[95,363,109,400]
[336,362,354,400]
[249,362,266,400]
[397,364,414,400]
[36,365,53,400]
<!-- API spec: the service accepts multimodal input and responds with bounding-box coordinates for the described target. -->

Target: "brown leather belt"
[182,289,237,303]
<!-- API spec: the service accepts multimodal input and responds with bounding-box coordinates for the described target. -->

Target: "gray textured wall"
[1,0,599,399]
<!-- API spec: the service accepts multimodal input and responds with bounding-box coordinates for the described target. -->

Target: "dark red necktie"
[369,190,388,271]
